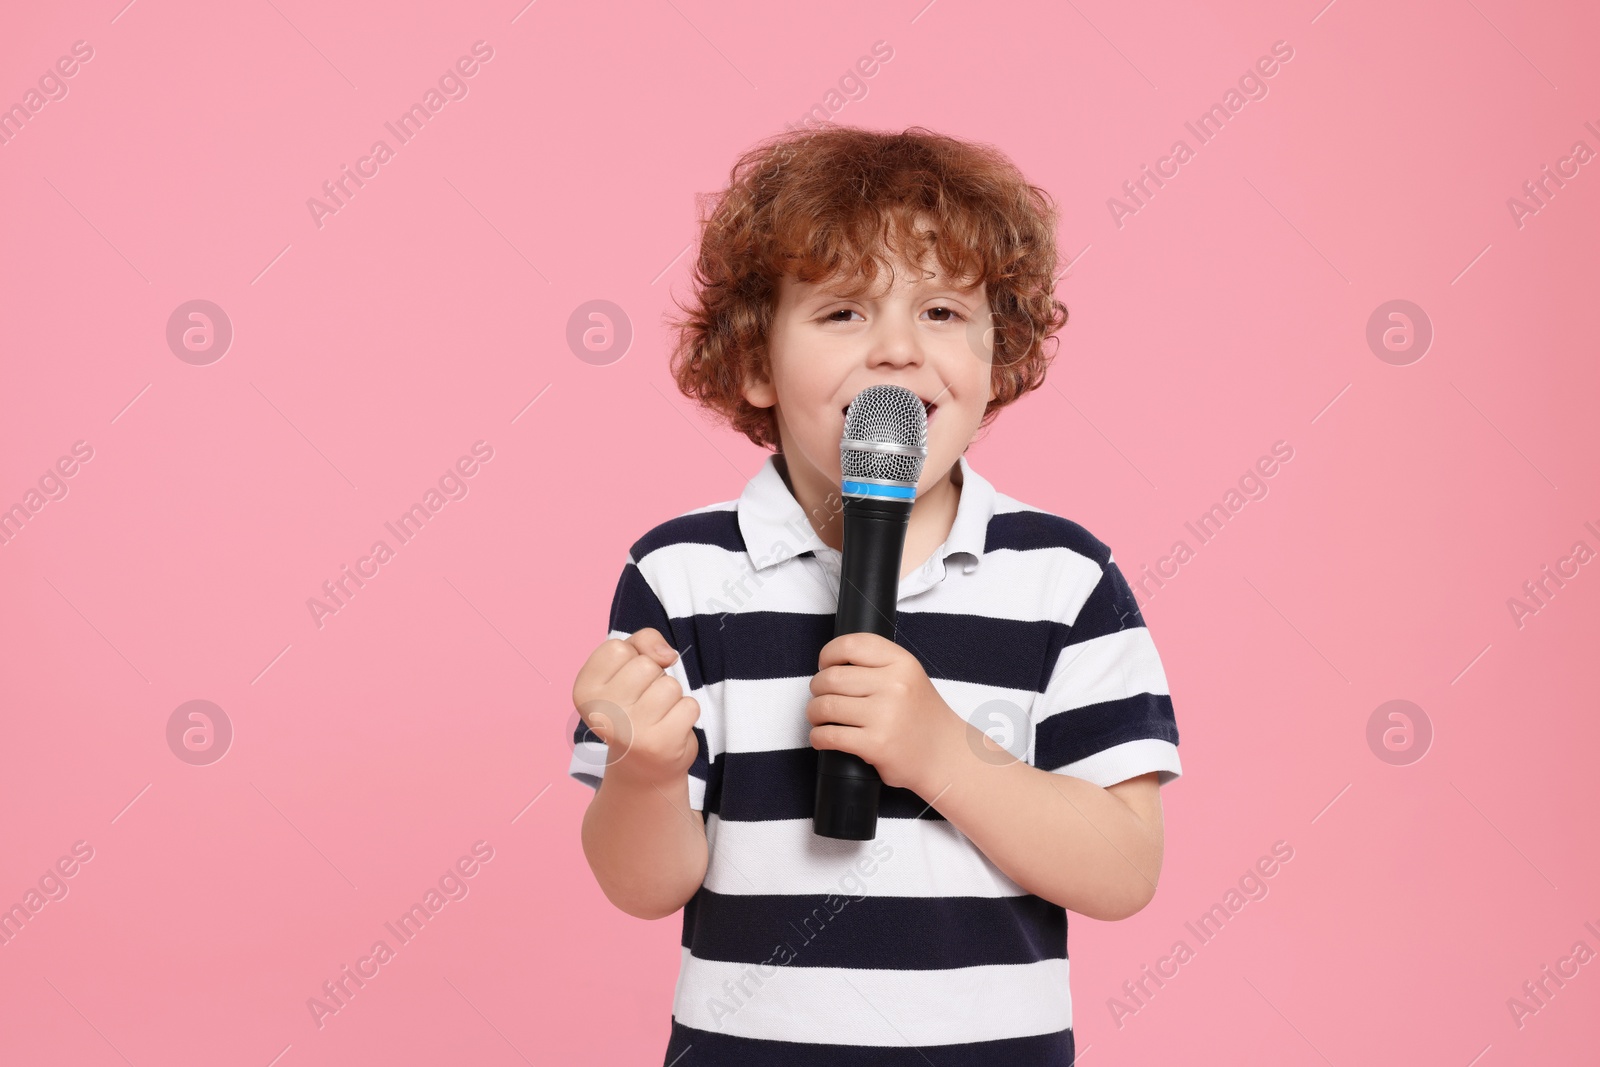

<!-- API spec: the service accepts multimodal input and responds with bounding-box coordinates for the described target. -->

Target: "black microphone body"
[812,494,913,840]
[812,383,929,841]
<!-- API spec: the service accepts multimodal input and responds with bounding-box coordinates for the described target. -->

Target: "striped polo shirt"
[568,451,1182,1066]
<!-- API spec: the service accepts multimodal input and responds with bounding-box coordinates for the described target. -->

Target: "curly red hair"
[665,124,1069,452]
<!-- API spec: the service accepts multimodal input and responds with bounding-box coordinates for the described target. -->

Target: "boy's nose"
[864,319,923,369]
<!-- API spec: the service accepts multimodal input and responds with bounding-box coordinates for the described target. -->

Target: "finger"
[818,631,900,671]
[608,650,674,704]
[806,693,868,728]
[810,663,877,698]
[659,695,702,743]
[809,722,863,754]
[627,627,679,667]
[631,671,685,725]
[572,637,637,704]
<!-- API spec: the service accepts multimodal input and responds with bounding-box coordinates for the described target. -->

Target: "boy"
[568,125,1181,1065]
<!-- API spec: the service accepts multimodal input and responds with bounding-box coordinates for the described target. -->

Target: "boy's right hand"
[572,627,701,788]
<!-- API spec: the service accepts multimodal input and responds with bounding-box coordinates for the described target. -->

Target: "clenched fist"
[572,627,701,789]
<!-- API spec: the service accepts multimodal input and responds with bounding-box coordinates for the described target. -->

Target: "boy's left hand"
[806,632,966,797]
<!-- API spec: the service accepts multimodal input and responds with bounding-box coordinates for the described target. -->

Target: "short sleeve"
[567,557,711,810]
[1030,556,1181,788]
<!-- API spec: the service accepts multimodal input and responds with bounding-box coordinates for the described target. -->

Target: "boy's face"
[743,247,998,495]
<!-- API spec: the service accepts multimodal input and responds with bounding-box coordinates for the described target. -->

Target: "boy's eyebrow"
[801,277,985,302]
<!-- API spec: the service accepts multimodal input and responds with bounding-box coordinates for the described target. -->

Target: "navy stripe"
[895,610,1059,690]
[690,609,834,691]
[705,747,944,822]
[1062,559,1147,641]
[1034,692,1178,772]
[632,509,744,563]
[645,602,1063,694]
[986,509,1109,564]
[608,562,689,666]
[663,1019,1074,1067]
[681,888,1065,969]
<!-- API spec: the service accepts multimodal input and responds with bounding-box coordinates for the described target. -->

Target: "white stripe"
[640,541,836,620]
[1034,626,1170,725]
[706,677,808,753]
[702,814,1026,897]
[713,675,1037,755]
[1050,737,1182,788]
[672,946,1071,1045]
[637,537,1107,626]
[900,545,1102,622]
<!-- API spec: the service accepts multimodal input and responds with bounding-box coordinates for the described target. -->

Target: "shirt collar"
[737,451,995,575]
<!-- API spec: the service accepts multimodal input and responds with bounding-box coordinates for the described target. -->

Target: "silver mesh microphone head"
[841,384,929,495]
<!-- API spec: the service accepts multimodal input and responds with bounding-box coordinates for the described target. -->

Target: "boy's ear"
[741,365,777,409]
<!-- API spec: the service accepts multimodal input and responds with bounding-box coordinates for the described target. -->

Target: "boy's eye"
[820,307,966,322]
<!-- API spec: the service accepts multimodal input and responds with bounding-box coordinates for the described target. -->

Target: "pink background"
[2,0,1597,1063]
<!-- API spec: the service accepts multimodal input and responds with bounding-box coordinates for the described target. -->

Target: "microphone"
[812,383,929,841]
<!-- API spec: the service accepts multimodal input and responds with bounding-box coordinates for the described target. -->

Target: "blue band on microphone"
[842,479,917,500]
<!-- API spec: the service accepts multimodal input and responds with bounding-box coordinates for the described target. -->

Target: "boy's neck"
[773,450,964,580]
